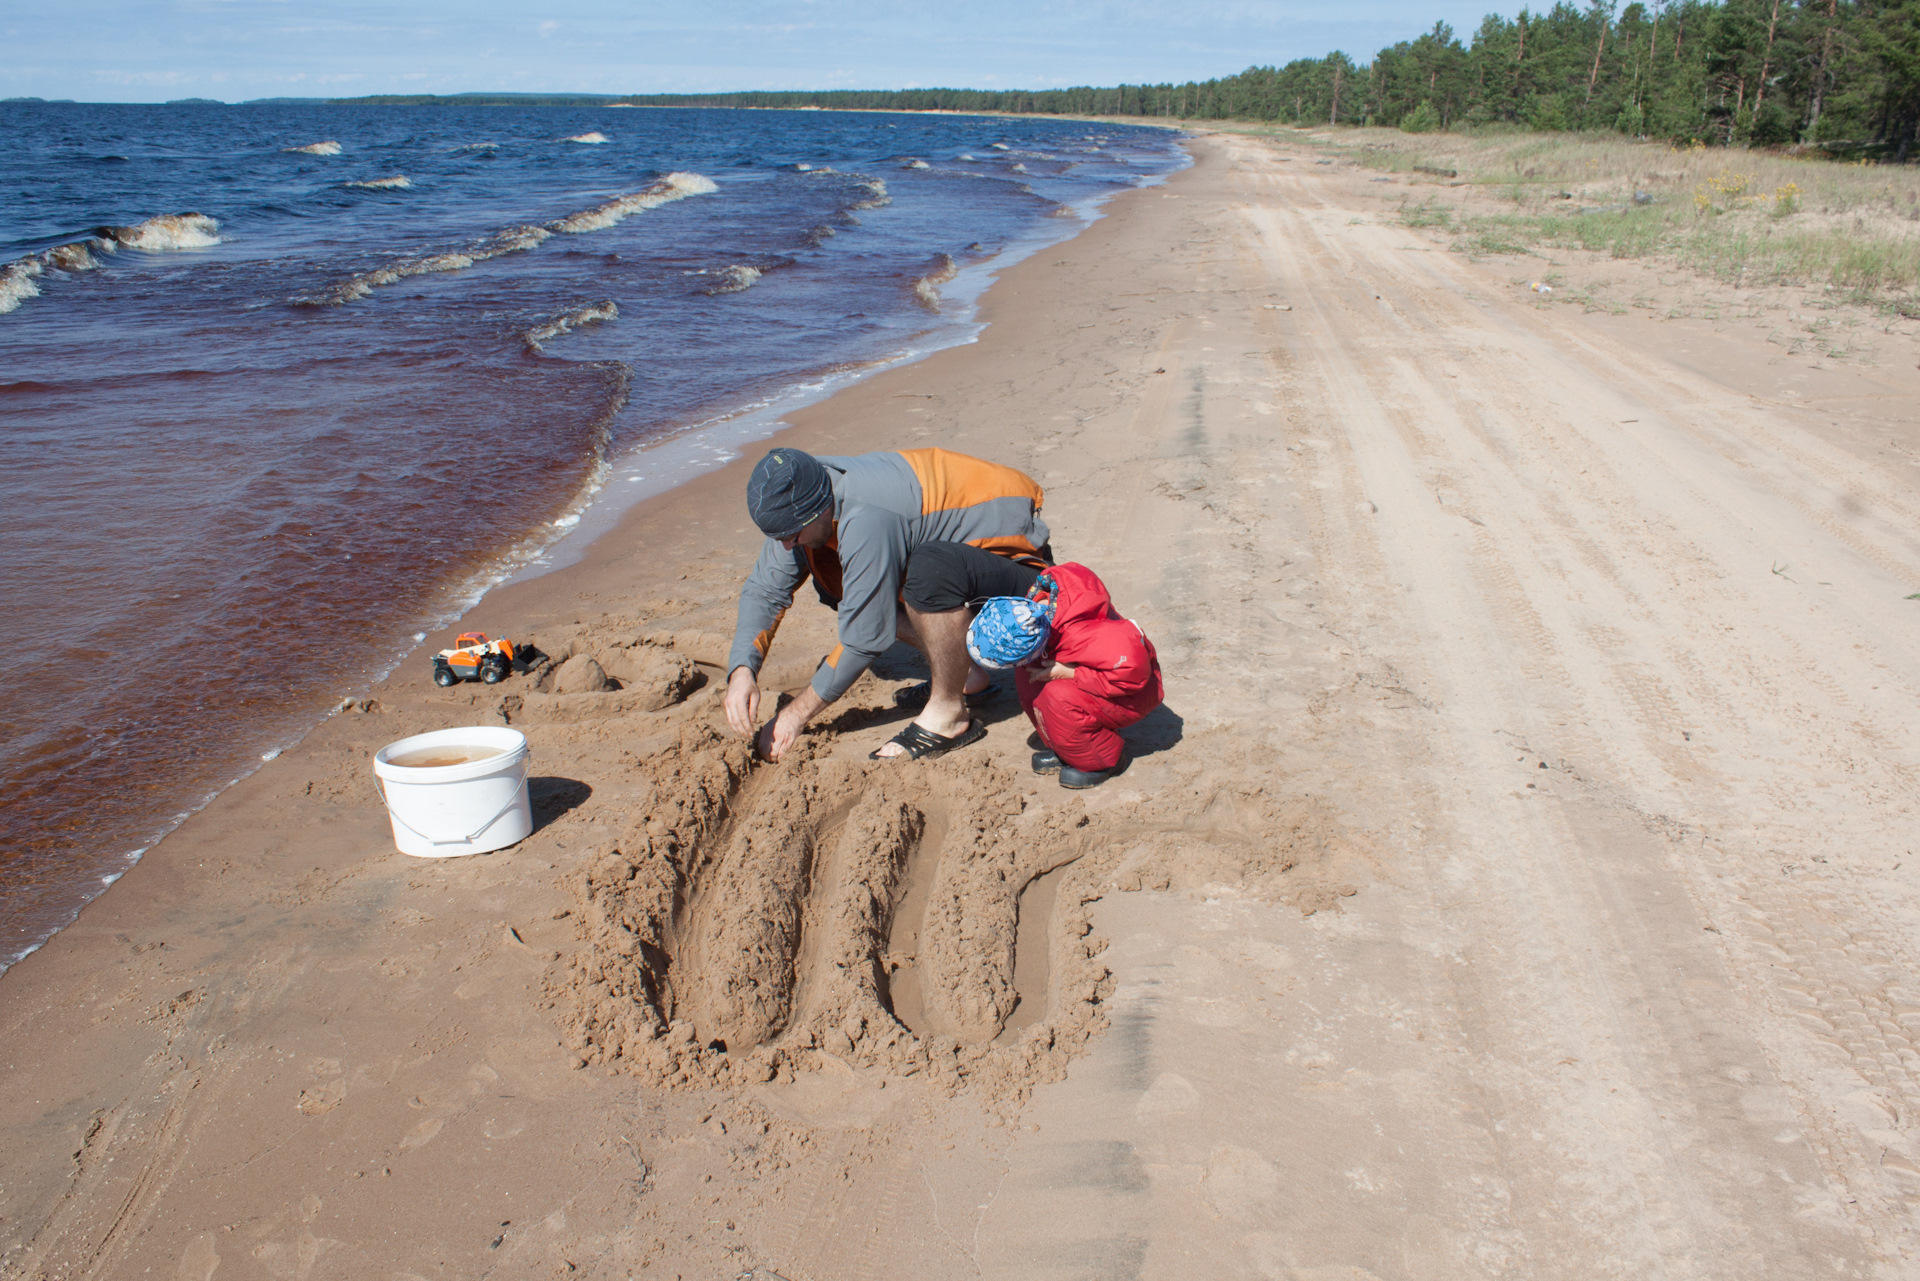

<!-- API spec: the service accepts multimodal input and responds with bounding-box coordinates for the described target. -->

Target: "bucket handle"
[373,772,530,847]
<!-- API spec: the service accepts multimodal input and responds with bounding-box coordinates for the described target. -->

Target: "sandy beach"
[6,129,1920,1279]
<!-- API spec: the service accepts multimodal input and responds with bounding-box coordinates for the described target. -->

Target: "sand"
[5,130,1920,1279]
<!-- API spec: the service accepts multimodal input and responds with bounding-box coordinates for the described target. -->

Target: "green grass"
[1400,199,1453,229]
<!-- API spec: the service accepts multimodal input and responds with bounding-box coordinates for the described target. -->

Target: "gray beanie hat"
[746,448,833,539]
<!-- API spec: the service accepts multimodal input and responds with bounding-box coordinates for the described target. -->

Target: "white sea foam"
[913,252,959,311]
[547,171,718,234]
[303,169,718,305]
[303,171,716,305]
[564,132,610,144]
[303,224,545,305]
[0,236,118,315]
[1011,163,1028,173]
[458,142,499,152]
[990,142,1011,150]
[523,299,618,349]
[285,140,342,156]
[0,259,43,315]
[103,213,222,251]
[345,174,412,190]
[850,178,890,210]
[903,158,930,170]
[703,264,761,295]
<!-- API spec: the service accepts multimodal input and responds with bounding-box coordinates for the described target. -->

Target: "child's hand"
[1027,661,1076,683]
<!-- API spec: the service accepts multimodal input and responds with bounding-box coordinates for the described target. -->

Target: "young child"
[966,563,1163,789]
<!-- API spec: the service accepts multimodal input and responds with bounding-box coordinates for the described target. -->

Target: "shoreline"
[504,149,1185,584]
[0,136,1187,974]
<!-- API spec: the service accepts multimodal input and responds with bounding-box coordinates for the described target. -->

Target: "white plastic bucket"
[372,726,532,857]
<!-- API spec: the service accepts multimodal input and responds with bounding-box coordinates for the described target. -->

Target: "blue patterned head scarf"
[967,596,1053,669]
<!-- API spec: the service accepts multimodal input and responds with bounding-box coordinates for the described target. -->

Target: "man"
[723,446,1052,761]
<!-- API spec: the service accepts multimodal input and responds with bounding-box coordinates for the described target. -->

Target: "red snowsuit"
[1014,563,1163,772]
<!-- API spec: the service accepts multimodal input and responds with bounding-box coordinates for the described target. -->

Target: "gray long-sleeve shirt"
[727,448,1049,702]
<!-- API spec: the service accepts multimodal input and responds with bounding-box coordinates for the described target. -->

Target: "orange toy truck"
[431,632,519,687]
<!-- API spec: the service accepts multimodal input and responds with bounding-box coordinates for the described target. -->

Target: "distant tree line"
[325,0,1920,159]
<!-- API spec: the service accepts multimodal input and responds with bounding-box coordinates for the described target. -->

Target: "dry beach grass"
[1219,122,1920,309]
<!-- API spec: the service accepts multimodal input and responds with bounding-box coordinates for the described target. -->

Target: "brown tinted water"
[386,745,506,770]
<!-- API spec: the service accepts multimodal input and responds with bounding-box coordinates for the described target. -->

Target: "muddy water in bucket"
[387,744,506,770]
[373,727,531,858]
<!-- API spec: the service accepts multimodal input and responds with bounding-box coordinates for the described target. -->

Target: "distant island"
[294,92,629,107]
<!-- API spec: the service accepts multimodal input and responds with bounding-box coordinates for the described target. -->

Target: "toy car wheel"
[432,664,458,688]
[481,656,508,685]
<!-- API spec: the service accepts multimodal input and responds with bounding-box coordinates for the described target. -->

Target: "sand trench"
[521,616,1360,1107]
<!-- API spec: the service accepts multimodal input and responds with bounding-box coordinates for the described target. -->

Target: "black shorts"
[901,540,1049,614]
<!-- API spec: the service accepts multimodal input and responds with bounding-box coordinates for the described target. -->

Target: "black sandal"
[893,681,1001,710]
[869,719,987,761]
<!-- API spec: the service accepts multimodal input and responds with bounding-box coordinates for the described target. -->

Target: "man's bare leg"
[894,610,992,695]
[875,604,973,757]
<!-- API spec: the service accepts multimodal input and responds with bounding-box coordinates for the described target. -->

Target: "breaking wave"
[300,172,717,305]
[564,132,610,144]
[101,213,222,252]
[298,222,550,305]
[2,257,50,316]
[284,140,342,156]
[703,264,761,295]
[902,158,930,170]
[458,142,499,152]
[3,214,220,315]
[912,252,958,311]
[547,172,718,234]
[344,175,412,190]
[849,178,890,210]
[523,299,618,350]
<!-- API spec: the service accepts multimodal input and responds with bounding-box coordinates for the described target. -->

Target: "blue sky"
[4,0,1518,102]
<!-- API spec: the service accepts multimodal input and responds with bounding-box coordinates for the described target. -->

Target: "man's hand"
[758,709,802,762]
[724,666,761,737]
[1025,660,1076,684]
[757,683,829,762]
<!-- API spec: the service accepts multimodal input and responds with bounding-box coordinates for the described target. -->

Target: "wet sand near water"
[5,131,1920,1278]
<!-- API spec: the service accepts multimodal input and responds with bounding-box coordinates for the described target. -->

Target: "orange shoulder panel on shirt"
[966,532,1044,563]
[899,448,1044,515]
